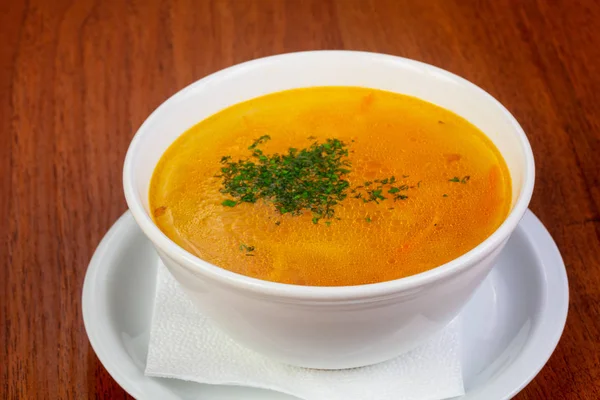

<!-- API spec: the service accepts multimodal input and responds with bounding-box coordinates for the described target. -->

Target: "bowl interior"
[127,52,529,219]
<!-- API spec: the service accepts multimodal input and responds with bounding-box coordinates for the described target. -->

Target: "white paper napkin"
[145,263,464,400]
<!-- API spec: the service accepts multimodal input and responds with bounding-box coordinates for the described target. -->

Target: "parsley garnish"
[239,243,255,256]
[219,137,351,223]
[449,176,470,184]
[354,178,412,204]
[220,137,419,223]
[248,135,271,150]
[221,199,237,207]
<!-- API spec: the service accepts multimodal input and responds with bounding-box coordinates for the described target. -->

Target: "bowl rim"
[123,50,535,301]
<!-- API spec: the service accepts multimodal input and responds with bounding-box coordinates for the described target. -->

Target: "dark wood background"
[1,0,599,398]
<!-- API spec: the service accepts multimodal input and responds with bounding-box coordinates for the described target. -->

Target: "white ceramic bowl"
[123,51,535,369]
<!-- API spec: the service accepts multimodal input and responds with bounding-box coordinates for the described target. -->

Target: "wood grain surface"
[1,0,599,398]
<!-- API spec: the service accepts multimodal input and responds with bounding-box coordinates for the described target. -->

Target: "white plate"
[82,209,568,400]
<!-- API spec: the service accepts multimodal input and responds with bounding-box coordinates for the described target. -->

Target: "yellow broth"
[149,87,511,286]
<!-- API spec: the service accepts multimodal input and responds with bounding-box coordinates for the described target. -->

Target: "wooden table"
[1,0,598,398]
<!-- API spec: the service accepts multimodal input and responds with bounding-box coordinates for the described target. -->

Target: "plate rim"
[460,210,569,399]
[82,209,569,400]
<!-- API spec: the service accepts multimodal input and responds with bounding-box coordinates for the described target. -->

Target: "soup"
[149,87,511,286]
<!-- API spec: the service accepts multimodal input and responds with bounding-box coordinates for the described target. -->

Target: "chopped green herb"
[443,194,448,197]
[370,189,385,201]
[365,216,372,223]
[239,243,255,255]
[352,176,413,205]
[248,135,271,150]
[325,221,332,227]
[275,221,281,226]
[220,137,420,223]
[219,137,351,222]
[449,176,470,184]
